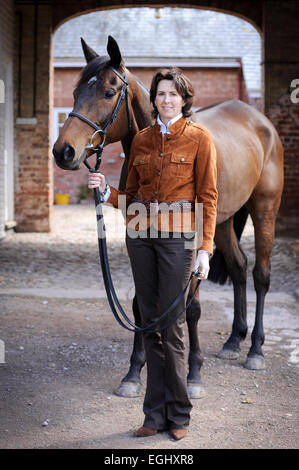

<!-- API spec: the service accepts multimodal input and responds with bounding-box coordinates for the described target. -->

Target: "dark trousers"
[126,229,194,430]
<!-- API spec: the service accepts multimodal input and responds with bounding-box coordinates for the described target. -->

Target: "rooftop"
[54,7,261,92]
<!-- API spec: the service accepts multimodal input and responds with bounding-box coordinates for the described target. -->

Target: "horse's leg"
[244,199,279,370]
[115,137,146,397]
[214,217,248,359]
[186,277,205,399]
[114,296,146,397]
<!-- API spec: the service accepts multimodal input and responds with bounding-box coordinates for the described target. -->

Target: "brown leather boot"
[133,426,158,437]
[169,428,188,440]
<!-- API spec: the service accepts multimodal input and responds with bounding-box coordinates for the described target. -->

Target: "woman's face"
[154,79,185,124]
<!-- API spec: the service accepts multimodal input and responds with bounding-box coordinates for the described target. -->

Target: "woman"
[88,68,218,440]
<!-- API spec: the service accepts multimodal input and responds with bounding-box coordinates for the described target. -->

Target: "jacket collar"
[153,115,187,140]
[157,113,183,135]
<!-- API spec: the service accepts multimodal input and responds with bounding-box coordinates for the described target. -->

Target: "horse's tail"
[208,205,249,285]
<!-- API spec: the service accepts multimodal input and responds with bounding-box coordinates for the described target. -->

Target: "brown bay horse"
[53,36,284,398]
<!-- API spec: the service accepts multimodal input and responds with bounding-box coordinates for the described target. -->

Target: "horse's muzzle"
[52,144,78,170]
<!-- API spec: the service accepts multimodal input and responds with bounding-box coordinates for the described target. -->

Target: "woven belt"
[131,196,194,213]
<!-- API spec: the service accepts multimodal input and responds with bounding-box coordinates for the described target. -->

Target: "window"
[52,107,72,144]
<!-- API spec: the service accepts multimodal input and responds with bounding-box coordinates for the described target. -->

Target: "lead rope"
[75,66,200,332]
[85,159,201,333]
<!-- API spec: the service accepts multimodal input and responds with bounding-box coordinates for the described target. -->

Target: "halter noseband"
[69,66,131,172]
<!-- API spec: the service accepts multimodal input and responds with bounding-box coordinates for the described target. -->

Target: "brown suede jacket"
[107,116,218,254]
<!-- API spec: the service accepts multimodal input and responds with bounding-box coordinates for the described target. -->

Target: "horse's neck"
[121,74,152,153]
[129,72,153,133]
[119,72,152,191]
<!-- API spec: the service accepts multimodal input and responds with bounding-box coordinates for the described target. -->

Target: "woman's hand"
[194,250,210,280]
[88,172,106,193]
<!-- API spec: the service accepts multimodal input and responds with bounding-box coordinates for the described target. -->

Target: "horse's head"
[53,36,130,170]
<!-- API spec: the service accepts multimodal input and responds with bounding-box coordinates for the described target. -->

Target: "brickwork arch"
[10,0,299,234]
[51,1,262,33]
[52,6,262,204]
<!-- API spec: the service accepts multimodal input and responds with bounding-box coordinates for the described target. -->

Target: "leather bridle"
[69,66,131,172]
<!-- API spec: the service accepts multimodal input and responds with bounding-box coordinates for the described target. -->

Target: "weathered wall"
[263,0,299,233]
[0,0,15,239]
[129,66,248,107]
[14,3,53,232]
[10,0,299,233]
[51,0,263,33]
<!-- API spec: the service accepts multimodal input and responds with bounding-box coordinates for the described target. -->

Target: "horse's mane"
[133,74,149,94]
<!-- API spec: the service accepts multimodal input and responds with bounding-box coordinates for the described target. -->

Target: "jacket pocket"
[133,155,150,180]
[170,154,193,178]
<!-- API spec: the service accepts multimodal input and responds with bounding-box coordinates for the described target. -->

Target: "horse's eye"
[103,89,116,99]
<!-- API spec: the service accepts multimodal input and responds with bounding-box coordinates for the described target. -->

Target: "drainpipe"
[238,58,242,101]
[33,0,38,117]
[16,11,23,117]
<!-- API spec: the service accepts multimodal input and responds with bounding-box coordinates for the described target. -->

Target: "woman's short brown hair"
[150,67,194,118]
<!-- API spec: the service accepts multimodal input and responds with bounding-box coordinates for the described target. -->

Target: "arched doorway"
[52,6,262,204]
[11,1,299,234]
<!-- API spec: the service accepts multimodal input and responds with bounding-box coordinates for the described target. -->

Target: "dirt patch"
[0,204,298,449]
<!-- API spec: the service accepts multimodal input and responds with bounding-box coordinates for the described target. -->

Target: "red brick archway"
[52,8,256,203]
[10,0,299,234]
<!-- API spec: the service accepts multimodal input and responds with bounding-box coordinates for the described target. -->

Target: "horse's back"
[191,100,283,223]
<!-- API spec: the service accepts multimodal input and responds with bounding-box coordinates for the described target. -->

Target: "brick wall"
[132,66,247,107]
[268,95,299,234]
[10,1,298,233]
[263,1,299,234]
[54,68,80,107]
[14,3,53,232]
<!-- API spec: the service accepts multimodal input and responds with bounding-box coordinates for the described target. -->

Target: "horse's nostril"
[52,144,75,163]
[63,145,75,162]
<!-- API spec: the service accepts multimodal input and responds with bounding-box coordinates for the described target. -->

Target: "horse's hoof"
[217,347,240,360]
[114,381,142,398]
[187,383,206,399]
[244,355,265,370]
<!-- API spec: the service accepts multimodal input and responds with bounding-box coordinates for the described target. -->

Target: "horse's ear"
[81,38,99,63]
[107,35,122,67]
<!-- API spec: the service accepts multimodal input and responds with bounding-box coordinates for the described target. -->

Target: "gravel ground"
[0,203,298,450]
